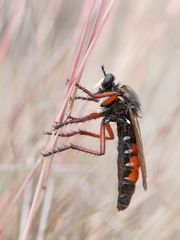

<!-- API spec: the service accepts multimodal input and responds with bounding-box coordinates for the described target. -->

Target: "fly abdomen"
[117,121,140,211]
[117,181,135,210]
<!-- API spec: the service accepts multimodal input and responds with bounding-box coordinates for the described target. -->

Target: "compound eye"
[102,74,114,89]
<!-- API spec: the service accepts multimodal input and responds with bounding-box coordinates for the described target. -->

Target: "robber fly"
[43,66,147,211]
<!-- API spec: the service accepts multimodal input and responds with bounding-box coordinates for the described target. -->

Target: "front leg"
[75,83,95,98]
[75,96,98,102]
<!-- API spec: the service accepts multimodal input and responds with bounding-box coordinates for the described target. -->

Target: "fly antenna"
[101,65,106,76]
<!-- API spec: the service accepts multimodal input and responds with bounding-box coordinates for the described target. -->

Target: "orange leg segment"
[94,91,119,99]
[76,92,119,102]
[75,83,119,100]
[75,84,119,103]
[43,122,112,157]
[76,83,118,98]
[54,112,103,129]
[101,95,118,107]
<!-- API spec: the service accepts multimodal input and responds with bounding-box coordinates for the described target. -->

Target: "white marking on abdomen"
[125,149,132,154]
[123,136,131,141]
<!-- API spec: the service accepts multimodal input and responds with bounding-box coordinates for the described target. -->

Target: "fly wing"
[129,109,147,190]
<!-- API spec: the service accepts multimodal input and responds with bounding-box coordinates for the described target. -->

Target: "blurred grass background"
[0,0,180,239]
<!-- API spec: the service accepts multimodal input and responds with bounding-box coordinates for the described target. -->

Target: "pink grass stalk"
[74,0,116,82]
[22,1,116,238]
[44,0,116,191]
[37,179,54,240]
[56,0,116,123]
[18,170,34,240]
[68,0,96,87]
[67,0,107,115]
[21,0,95,235]
[15,1,116,239]
[87,0,107,48]
[0,0,116,236]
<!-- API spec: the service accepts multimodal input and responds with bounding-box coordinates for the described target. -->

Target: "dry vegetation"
[0,0,180,239]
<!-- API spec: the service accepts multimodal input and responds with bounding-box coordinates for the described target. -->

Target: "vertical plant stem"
[22,1,116,239]
[37,178,54,240]
[68,0,96,87]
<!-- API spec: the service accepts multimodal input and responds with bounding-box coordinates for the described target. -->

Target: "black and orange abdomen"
[117,121,140,211]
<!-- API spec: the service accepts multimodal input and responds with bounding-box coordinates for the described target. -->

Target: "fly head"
[100,65,116,92]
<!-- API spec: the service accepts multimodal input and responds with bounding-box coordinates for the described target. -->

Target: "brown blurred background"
[0,0,180,239]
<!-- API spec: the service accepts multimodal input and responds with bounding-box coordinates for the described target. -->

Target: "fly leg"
[75,92,120,107]
[44,122,114,140]
[75,80,119,100]
[54,112,103,129]
[75,83,120,103]
[75,83,98,102]
[74,96,98,102]
[42,122,113,157]
[75,83,95,98]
